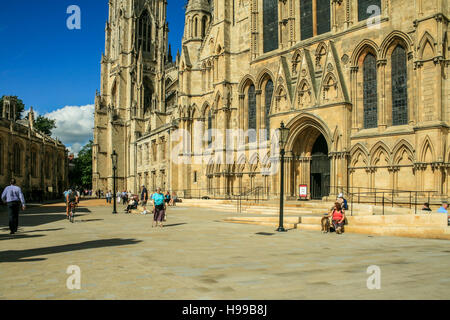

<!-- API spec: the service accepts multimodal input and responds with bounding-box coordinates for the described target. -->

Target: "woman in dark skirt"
[152,188,166,228]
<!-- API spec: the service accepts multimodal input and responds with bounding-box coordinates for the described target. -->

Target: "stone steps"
[223,214,450,240]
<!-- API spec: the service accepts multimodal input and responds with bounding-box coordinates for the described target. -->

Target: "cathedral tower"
[93,0,173,194]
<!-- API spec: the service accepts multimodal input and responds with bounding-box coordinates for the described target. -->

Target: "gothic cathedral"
[94,0,450,201]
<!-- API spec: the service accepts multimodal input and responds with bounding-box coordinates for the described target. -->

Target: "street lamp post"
[277,122,290,232]
[111,150,118,214]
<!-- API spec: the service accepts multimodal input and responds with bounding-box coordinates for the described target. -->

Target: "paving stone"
[0,200,449,299]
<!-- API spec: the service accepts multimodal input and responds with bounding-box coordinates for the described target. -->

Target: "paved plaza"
[0,199,449,300]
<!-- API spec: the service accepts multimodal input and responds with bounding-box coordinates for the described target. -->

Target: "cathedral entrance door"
[310,135,330,200]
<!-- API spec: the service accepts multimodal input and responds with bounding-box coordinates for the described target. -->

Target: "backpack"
[68,190,76,202]
[343,198,348,210]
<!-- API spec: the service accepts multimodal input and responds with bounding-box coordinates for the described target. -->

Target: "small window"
[194,171,198,183]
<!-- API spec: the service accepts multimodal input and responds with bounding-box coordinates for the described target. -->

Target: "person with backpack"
[65,187,79,219]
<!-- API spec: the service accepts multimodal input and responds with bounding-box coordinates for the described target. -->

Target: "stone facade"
[0,97,69,200]
[93,0,178,194]
[94,0,450,200]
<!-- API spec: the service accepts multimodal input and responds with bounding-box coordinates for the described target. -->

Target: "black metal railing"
[234,186,268,213]
[327,185,442,216]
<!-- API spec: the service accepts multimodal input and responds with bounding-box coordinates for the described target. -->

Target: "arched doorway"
[285,114,332,200]
[310,135,330,199]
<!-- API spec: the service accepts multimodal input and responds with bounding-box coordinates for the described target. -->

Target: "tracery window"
[358,0,381,22]
[300,0,330,41]
[265,80,274,140]
[137,10,151,52]
[263,0,279,53]
[391,45,408,126]
[363,53,378,129]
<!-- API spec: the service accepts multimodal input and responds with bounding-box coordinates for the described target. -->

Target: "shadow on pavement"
[74,219,104,223]
[0,238,143,263]
[0,234,45,241]
[0,206,92,228]
[163,223,188,228]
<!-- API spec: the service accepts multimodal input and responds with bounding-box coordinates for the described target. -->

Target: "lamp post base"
[276,226,287,232]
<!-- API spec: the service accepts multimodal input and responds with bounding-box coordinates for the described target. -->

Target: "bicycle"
[68,201,77,223]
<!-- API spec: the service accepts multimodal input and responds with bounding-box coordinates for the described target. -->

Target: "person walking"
[152,188,166,228]
[106,191,112,204]
[1,179,26,235]
[141,185,148,206]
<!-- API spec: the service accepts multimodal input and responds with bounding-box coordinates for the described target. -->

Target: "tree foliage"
[34,115,57,135]
[68,141,93,189]
[0,95,25,120]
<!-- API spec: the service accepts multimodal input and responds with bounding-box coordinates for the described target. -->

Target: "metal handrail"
[328,185,442,216]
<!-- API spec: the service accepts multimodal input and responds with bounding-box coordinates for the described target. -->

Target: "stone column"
[377,59,387,129]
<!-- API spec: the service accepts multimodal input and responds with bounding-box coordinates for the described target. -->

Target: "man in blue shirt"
[1,179,26,234]
[437,202,450,225]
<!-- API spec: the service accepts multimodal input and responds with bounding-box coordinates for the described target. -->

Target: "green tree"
[0,95,25,119]
[34,115,57,135]
[68,141,93,189]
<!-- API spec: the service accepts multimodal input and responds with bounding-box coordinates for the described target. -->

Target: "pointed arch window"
[207,109,213,146]
[363,53,378,129]
[137,10,151,52]
[248,85,257,132]
[265,80,274,140]
[201,16,208,38]
[263,0,279,53]
[391,45,408,126]
[358,0,381,22]
[144,78,153,114]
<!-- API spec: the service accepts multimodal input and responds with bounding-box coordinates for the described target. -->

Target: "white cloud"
[67,143,83,157]
[44,104,94,149]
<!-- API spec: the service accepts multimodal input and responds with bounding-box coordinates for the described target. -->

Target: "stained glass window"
[392,45,408,126]
[265,80,274,140]
[300,0,313,40]
[248,85,257,142]
[263,0,279,53]
[363,53,378,129]
[316,0,331,35]
[137,10,151,52]
[358,0,381,22]
[207,110,213,146]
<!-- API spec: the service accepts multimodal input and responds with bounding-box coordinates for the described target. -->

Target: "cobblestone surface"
[0,199,449,300]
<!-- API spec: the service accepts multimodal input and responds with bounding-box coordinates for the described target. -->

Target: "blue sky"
[0,0,186,154]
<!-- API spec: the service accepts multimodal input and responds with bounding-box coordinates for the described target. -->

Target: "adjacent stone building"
[0,97,69,201]
[94,0,449,200]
